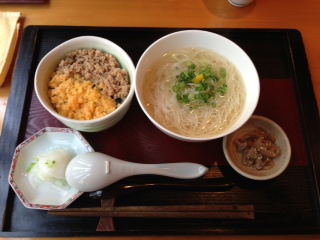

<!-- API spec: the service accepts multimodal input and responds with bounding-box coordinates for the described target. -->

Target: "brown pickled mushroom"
[234,127,281,170]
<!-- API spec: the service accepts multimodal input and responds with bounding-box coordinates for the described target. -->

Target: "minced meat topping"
[52,48,130,100]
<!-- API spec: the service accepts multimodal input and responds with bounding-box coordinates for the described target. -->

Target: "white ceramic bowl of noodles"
[35,36,135,132]
[135,30,260,142]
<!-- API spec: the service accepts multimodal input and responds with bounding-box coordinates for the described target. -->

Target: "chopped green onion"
[45,160,56,168]
[26,163,36,173]
[173,62,227,109]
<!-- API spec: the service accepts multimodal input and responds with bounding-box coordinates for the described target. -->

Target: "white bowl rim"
[222,115,291,180]
[34,35,136,124]
[135,29,260,141]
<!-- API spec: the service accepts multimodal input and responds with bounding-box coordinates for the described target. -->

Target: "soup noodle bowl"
[143,48,246,138]
[135,30,260,142]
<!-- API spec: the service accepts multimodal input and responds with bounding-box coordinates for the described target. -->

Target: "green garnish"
[173,63,227,109]
[26,163,36,173]
[26,157,39,173]
[45,159,56,168]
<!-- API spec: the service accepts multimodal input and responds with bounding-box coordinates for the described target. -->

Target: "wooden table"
[0,0,319,239]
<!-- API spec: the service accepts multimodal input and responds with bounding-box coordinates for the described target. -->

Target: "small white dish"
[8,127,94,210]
[228,0,254,7]
[223,115,291,180]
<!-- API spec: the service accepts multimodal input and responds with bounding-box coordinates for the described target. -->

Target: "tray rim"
[0,26,319,237]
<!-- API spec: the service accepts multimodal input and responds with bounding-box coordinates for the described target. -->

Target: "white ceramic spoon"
[65,152,208,192]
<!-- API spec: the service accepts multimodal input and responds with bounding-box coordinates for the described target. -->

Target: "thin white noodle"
[143,48,246,138]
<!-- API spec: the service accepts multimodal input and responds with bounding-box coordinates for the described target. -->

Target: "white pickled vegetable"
[27,148,74,189]
[36,149,72,181]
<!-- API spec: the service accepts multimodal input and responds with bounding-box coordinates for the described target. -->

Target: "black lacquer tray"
[0,26,319,237]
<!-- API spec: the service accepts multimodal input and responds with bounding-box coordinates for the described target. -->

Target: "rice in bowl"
[48,48,130,121]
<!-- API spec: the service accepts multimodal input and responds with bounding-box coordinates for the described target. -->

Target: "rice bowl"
[35,36,135,132]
